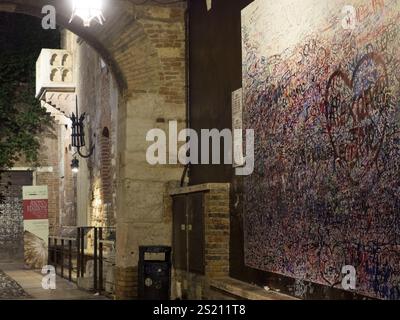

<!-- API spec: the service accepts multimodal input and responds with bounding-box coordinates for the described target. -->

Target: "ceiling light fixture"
[69,0,105,27]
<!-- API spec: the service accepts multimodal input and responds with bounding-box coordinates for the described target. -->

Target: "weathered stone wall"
[36,118,76,235]
[115,4,186,299]
[47,7,187,295]
[49,31,120,294]
[58,123,76,229]
[35,128,61,235]
[59,30,119,230]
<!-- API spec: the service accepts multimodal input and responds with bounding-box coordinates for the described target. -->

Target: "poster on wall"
[22,186,49,269]
[232,88,244,167]
[242,0,400,299]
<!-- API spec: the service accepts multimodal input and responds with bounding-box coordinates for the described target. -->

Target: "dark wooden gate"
[172,192,205,275]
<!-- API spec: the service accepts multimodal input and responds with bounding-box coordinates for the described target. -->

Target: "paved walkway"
[0,269,31,299]
[0,263,108,300]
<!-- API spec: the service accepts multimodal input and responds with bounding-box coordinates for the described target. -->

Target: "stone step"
[209,277,298,300]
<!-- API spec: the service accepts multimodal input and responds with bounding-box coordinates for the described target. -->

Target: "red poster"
[23,199,48,220]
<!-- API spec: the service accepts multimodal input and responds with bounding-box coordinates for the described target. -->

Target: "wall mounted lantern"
[70,96,95,159]
[71,157,80,173]
[69,0,105,27]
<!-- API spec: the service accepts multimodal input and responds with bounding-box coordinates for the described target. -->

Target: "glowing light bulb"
[71,158,80,173]
[72,167,79,173]
[70,0,105,27]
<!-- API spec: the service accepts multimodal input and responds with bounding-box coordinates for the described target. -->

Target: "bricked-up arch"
[100,126,113,225]
[0,0,187,299]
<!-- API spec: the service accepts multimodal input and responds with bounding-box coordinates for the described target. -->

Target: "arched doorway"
[0,0,186,299]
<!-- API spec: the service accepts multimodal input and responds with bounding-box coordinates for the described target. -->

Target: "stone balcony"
[36,49,75,99]
[36,49,76,124]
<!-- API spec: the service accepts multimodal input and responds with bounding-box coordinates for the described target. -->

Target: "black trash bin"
[138,246,172,300]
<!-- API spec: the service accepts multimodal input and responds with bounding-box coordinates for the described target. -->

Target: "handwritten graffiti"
[325,52,390,184]
[242,0,400,299]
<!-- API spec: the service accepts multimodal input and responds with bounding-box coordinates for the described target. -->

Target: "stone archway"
[0,0,186,299]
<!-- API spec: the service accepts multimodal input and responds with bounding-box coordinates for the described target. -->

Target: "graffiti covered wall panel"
[242,0,400,299]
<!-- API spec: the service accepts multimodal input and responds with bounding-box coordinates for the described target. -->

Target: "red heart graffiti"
[324,52,389,185]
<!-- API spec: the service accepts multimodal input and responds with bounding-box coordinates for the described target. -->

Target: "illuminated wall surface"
[242,0,400,299]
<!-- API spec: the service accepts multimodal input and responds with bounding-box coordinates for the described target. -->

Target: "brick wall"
[100,127,114,226]
[35,130,60,234]
[204,185,230,279]
[115,266,138,300]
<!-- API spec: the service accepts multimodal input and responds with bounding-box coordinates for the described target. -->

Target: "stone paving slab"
[0,263,108,300]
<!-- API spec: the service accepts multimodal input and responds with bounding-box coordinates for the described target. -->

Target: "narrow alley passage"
[1,0,400,314]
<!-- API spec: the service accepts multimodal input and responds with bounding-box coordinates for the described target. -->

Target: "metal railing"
[48,236,75,282]
[48,226,116,294]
